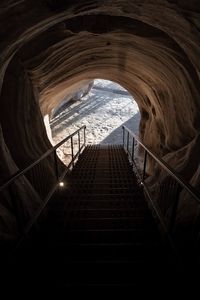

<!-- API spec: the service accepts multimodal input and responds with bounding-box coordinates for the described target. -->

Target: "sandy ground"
[50,79,140,164]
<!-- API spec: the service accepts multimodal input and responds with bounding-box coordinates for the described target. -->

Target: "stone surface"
[0,0,200,238]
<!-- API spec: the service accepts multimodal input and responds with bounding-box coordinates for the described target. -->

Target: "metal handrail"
[0,125,86,246]
[122,125,200,242]
[22,141,85,238]
[122,125,200,204]
[0,125,86,192]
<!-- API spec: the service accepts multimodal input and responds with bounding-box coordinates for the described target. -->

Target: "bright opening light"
[49,79,140,166]
[59,181,64,187]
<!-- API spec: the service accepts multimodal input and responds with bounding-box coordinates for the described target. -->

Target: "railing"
[0,125,86,240]
[122,125,200,247]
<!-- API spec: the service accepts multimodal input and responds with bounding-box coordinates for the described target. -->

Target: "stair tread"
[15,144,178,288]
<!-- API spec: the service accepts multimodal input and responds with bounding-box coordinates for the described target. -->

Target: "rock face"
[0,0,200,239]
[51,80,94,118]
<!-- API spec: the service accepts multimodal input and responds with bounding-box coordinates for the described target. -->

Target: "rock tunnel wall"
[0,0,200,239]
[0,57,52,170]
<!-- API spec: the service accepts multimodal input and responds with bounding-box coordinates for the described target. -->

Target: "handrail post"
[122,126,125,148]
[127,131,129,153]
[54,150,59,181]
[84,126,86,146]
[71,136,74,167]
[78,131,81,152]
[142,150,148,181]
[131,137,135,162]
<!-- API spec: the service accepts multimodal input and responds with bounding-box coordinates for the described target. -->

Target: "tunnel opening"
[45,79,140,165]
[0,1,200,286]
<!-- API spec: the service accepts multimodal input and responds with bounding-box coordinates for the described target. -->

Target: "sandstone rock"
[0,0,200,238]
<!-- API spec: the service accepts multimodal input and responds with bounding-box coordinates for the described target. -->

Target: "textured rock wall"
[0,0,200,238]
[0,57,52,169]
[0,56,57,241]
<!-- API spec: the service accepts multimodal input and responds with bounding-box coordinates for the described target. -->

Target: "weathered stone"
[0,0,200,238]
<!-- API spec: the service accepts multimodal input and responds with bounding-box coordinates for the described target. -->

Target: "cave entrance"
[47,79,140,164]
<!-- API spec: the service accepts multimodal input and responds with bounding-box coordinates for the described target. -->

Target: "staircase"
[8,145,182,293]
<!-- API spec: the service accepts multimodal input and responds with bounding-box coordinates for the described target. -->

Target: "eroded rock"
[0,0,200,238]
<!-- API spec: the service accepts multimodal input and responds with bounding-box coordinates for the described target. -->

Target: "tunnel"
[0,0,200,293]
